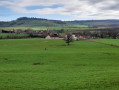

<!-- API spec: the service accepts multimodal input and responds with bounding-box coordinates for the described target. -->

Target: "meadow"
[0,39,119,90]
[0,26,105,31]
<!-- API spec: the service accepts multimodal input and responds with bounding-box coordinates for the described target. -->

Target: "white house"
[71,35,77,40]
[45,35,51,39]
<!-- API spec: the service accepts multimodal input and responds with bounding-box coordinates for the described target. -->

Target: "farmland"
[0,26,110,31]
[0,26,97,31]
[0,39,119,90]
[1,17,118,31]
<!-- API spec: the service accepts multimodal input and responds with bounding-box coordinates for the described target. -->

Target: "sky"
[0,0,119,21]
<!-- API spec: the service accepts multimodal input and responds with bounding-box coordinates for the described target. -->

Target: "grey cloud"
[1,0,119,19]
[82,0,104,4]
[102,3,119,10]
[83,0,119,11]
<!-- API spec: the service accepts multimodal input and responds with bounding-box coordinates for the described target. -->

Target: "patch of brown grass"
[32,62,43,65]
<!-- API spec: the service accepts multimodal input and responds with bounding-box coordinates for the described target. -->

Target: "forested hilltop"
[0,17,66,27]
[1,17,119,27]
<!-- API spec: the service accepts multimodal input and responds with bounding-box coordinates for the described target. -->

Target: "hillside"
[0,17,119,27]
[66,20,119,26]
[0,17,66,27]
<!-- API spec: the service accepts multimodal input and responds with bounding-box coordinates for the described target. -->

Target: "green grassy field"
[0,26,89,30]
[0,39,119,90]
[0,26,103,31]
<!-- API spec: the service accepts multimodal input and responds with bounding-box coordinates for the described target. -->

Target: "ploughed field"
[0,39,119,90]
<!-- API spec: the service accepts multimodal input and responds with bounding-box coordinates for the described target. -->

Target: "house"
[61,35,67,38]
[45,35,51,39]
[77,36,85,40]
[71,34,77,40]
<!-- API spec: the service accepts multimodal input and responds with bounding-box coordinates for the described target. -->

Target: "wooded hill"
[1,17,119,27]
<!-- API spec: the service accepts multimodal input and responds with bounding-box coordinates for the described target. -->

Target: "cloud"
[0,0,119,19]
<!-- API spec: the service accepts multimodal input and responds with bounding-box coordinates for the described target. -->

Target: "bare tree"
[64,34,73,46]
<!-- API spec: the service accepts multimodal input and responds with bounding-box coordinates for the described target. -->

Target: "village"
[0,27,119,40]
[0,29,93,40]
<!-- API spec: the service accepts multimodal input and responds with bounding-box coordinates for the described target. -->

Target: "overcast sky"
[0,0,119,21]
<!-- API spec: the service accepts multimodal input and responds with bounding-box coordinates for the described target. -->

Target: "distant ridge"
[1,17,119,27]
